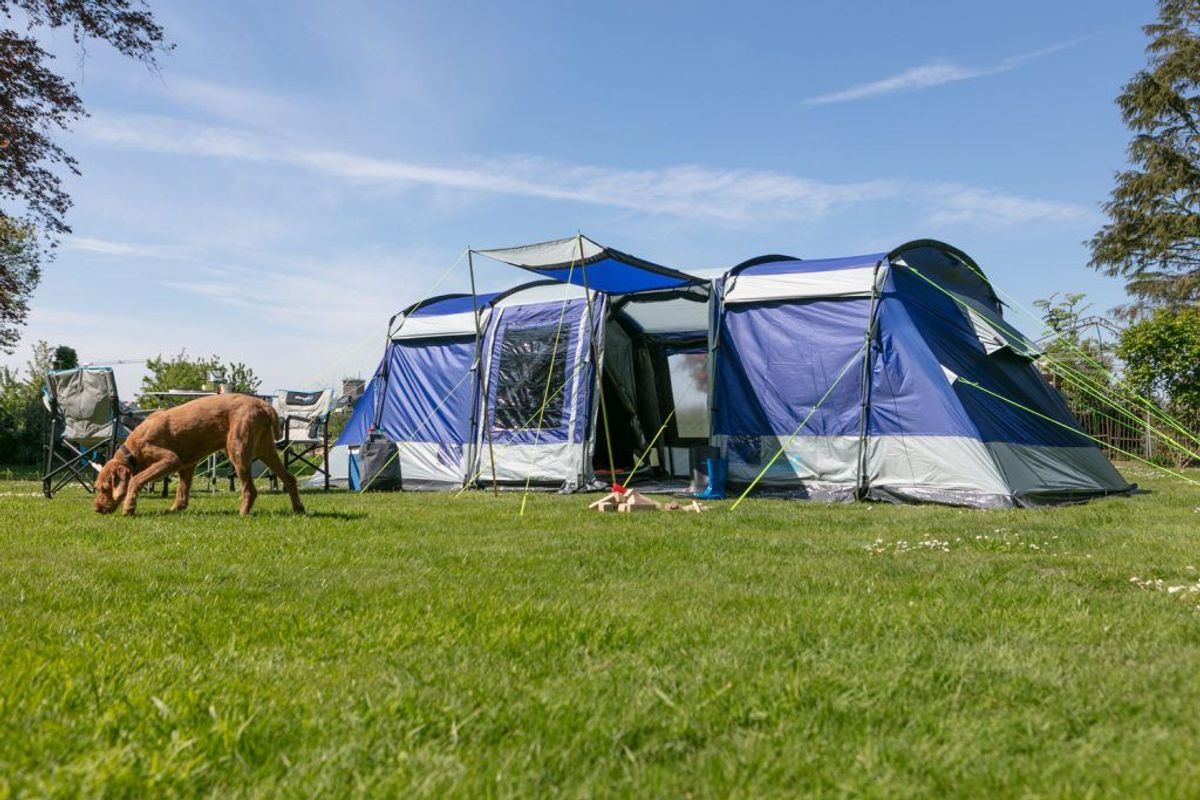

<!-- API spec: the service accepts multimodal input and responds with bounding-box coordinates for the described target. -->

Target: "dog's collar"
[117,444,139,472]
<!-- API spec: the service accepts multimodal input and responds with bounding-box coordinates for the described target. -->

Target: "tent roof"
[730,252,884,277]
[489,280,590,307]
[723,252,887,304]
[723,240,999,308]
[391,281,595,339]
[403,292,503,318]
[476,234,702,294]
[393,292,493,339]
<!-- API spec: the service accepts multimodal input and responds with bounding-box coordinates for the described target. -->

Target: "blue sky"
[2,0,1157,396]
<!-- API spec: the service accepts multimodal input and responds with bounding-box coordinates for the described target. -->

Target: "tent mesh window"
[494,324,569,429]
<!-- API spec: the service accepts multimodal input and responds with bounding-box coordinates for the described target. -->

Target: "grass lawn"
[2,466,1200,797]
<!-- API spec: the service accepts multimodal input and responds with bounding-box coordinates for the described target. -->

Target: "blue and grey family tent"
[336,235,1133,507]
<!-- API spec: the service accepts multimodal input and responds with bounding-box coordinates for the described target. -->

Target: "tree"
[1035,292,1092,337]
[0,338,60,463]
[50,343,75,369]
[1033,293,1119,423]
[1117,306,1200,429]
[223,362,260,395]
[1089,0,1200,316]
[140,352,261,407]
[1,0,169,351]
[0,217,39,353]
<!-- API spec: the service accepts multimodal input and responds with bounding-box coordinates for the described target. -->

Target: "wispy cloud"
[924,185,1085,226]
[79,110,1085,227]
[804,39,1084,106]
[158,252,444,387]
[167,78,299,122]
[64,236,196,260]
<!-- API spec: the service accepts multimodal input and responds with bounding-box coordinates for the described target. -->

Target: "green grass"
[2,467,1200,797]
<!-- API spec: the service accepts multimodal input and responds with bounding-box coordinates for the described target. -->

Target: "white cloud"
[163,78,304,129]
[924,185,1086,226]
[78,110,1085,227]
[21,107,1091,394]
[64,236,195,260]
[804,39,1084,106]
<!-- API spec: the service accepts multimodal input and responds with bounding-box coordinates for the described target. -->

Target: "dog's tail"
[264,401,283,443]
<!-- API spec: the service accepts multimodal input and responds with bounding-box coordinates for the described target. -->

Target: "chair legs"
[280,441,331,490]
[42,439,107,498]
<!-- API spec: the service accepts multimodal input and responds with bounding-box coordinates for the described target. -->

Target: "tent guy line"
[730,342,867,511]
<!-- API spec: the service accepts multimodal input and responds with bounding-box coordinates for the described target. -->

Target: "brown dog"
[93,394,305,516]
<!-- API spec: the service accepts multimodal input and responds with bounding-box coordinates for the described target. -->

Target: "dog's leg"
[257,435,306,514]
[227,442,258,516]
[170,463,196,512]
[123,457,180,516]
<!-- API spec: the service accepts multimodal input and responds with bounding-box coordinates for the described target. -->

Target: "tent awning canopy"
[475,234,702,294]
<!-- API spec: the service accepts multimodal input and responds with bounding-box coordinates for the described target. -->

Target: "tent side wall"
[712,283,871,501]
[374,335,477,489]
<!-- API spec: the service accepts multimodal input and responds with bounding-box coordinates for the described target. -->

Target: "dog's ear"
[111,465,131,502]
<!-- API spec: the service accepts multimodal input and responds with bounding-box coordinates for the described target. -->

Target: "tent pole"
[854,259,883,500]
[707,278,726,476]
[576,233,618,491]
[468,249,499,496]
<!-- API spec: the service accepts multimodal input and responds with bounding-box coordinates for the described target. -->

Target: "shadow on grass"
[137,508,368,521]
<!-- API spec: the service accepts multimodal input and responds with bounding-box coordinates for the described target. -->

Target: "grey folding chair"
[273,388,335,490]
[41,367,128,498]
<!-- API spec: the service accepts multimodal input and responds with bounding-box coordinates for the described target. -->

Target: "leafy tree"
[1035,292,1093,337]
[1089,0,1200,316]
[0,218,39,354]
[140,352,261,407]
[1033,292,1115,404]
[223,362,260,395]
[1,0,169,350]
[50,343,75,370]
[1117,306,1200,429]
[0,338,58,463]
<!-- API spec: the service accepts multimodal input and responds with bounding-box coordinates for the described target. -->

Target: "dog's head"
[94,459,132,514]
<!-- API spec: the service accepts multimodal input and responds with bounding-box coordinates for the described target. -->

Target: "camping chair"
[41,367,139,498]
[273,388,335,490]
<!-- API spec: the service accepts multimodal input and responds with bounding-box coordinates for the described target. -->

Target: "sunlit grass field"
[2,465,1200,797]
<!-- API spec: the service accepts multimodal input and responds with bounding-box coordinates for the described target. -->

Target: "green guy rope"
[730,343,867,511]
[956,376,1200,488]
[519,260,578,517]
[622,408,675,488]
[903,264,1200,454]
[946,259,1200,449]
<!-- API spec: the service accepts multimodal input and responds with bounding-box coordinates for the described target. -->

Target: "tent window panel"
[667,352,708,439]
[493,325,569,430]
